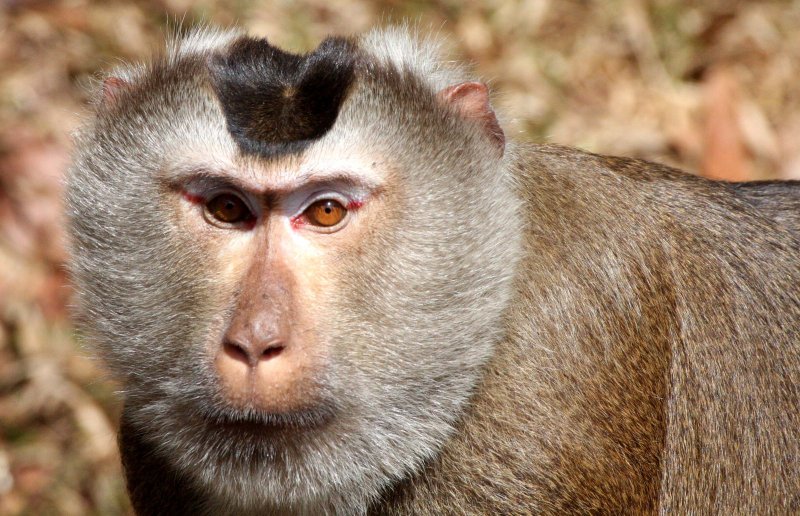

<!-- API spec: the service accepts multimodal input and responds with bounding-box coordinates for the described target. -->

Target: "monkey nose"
[222,337,285,368]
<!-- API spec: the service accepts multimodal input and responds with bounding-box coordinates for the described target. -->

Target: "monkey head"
[66,27,522,512]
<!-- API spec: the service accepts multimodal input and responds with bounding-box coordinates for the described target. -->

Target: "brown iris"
[206,194,251,224]
[304,199,347,227]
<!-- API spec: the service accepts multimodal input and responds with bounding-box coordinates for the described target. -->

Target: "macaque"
[65,27,800,515]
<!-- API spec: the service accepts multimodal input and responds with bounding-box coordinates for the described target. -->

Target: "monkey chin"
[156,397,352,514]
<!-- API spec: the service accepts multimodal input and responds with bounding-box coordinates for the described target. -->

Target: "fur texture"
[67,26,521,514]
[377,147,800,513]
[66,27,800,515]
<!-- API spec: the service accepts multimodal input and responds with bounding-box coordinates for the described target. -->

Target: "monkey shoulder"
[730,180,800,237]
[511,143,800,249]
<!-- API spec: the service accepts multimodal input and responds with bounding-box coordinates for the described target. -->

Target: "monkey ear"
[437,82,504,155]
[101,77,129,106]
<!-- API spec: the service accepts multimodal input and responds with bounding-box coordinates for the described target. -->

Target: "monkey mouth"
[199,402,336,434]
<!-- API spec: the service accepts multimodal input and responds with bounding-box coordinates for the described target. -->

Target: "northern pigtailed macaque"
[66,27,800,515]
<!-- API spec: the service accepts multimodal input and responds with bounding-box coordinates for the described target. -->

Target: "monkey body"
[66,27,800,515]
[380,146,800,514]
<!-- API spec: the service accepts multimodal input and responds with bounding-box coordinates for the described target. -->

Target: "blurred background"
[1,0,799,513]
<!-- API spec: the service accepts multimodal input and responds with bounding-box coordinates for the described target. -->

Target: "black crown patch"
[209,36,357,157]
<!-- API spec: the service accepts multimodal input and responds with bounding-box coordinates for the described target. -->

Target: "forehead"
[164,140,387,193]
[119,31,441,190]
[154,87,390,192]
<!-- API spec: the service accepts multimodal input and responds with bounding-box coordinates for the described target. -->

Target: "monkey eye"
[303,199,347,228]
[205,193,253,225]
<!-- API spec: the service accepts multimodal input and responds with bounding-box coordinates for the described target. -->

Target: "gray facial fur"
[66,27,522,514]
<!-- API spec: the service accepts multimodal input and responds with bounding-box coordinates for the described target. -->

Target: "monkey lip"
[201,404,335,435]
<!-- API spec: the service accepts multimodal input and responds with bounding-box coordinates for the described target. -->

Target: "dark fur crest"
[208,36,358,158]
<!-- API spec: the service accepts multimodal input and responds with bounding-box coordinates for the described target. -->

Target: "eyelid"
[182,184,260,215]
[295,190,352,218]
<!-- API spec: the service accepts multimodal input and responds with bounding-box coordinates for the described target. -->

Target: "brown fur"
[373,145,800,514]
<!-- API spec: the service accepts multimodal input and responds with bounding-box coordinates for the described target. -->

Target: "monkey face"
[66,27,522,512]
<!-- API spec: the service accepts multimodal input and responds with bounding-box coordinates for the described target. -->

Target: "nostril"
[223,341,250,364]
[261,345,284,361]
[222,340,284,365]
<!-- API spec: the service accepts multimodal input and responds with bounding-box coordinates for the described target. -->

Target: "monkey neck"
[119,406,211,515]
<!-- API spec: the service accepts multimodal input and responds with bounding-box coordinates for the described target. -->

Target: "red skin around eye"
[182,191,205,204]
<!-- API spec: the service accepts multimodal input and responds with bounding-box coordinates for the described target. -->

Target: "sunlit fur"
[66,27,522,514]
[68,26,800,515]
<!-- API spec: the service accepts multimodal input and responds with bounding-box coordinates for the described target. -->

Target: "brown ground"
[1,1,799,513]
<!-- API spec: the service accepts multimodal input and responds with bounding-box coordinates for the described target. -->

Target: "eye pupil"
[206,193,251,224]
[305,199,347,227]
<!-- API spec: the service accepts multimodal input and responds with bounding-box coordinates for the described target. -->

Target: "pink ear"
[437,82,504,155]
[101,77,129,105]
